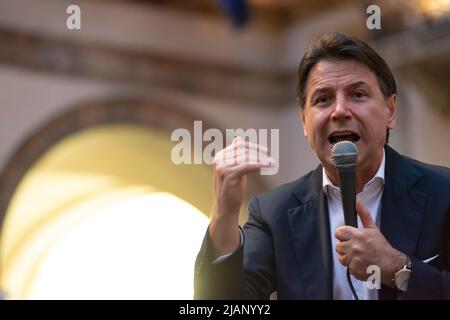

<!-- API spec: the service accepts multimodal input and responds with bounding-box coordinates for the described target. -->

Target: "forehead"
[307,59,378,91]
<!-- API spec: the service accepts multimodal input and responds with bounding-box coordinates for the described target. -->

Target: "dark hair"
[296,32,397,142]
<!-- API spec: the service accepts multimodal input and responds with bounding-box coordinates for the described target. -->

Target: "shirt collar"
[322,148,385,191]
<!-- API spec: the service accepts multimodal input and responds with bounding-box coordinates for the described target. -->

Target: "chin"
[320,152,335,170]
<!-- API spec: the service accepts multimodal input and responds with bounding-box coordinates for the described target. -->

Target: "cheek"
[304,110,330,145]
[370,110,389,136]
[359,106,387,139]
[302,113,315,137]
[304,119,317,140]
[310,115,328,139]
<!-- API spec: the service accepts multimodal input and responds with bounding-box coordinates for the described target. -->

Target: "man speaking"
[194,32,450,300]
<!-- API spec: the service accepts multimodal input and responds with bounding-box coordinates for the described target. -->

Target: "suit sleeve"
[403,207,450,299]
[193,196,275,299]
[403,257,450,299]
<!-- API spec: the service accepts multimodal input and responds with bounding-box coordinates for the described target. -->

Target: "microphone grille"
[331,141,358,167]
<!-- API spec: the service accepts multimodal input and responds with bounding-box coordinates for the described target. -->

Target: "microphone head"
[331,141,358,168]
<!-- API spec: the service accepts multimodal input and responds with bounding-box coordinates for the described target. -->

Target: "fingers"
[356,198,375,228]
[220,150,274,165]
[338,253,350,267]
[213,136,276,168]
[232,136,268,153]
[214,137,266,159]
[335,240,361,264]
[212,139,276,182]
[334,225,356,242]
[228,136,269,157]
[335,240,348,255]
[215,152,275,173]
[230,162,273,178]
[336,240,361,268]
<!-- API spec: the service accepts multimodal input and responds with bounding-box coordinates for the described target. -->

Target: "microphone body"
[336,164,357,227]
[331,141,358,227]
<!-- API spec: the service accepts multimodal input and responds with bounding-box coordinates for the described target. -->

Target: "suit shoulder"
[403,157,450,200]
[408,157,450,185]
[248,170,315,213]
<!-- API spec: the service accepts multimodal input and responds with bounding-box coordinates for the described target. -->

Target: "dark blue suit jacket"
[194,146,450,299]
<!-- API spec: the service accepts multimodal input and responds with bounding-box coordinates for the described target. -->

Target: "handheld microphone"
[332,141,360,300]
[331,141,358,227]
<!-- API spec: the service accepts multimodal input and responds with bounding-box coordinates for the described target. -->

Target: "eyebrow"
[310,81,370,96]
[346,81,370,90]
[309,86,333,98]
[308,79,374,105]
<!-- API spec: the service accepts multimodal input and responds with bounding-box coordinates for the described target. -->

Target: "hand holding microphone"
[332,141,407,291]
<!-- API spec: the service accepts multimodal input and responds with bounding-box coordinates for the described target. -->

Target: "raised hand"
[209,136,275,257]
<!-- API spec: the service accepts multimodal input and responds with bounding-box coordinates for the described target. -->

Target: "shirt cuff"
[211,228,244,264]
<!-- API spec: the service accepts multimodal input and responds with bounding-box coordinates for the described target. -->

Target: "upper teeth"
[334,132,352,136]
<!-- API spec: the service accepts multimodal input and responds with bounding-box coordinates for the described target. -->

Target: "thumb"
[356,197,375,228]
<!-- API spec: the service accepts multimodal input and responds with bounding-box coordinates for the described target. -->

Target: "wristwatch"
[393,255,412,292]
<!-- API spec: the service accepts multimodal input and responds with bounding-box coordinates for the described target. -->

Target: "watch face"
[395,270,411,292]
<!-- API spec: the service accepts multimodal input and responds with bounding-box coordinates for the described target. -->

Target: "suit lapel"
[379,146,427,299]
[287,167,333,299]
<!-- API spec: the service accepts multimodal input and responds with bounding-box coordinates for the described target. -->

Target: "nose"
[331,93,352,121]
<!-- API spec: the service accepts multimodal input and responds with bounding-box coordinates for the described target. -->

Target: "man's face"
[301,59,397,174]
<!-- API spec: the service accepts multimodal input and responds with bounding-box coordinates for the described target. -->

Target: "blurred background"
[0,0,449,299]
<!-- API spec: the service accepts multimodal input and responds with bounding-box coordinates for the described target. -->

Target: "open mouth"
[328,131,360,144]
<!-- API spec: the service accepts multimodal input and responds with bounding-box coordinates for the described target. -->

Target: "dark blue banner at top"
[218,0,250,28]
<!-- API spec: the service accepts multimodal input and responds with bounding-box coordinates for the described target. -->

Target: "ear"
[300,106,308,137]
[386,94,397,129]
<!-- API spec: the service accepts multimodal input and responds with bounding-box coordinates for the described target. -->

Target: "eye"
[352,91,367,99]
[314,95,331,106]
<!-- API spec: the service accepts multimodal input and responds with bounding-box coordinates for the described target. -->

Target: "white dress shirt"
[323,149,385,300]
